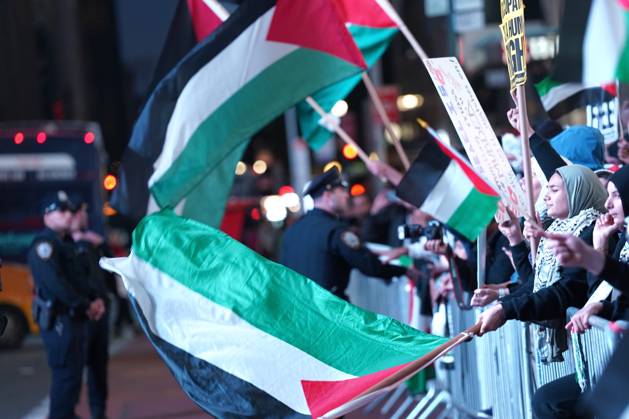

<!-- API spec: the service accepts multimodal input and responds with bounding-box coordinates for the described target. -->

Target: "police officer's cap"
[42,190,75,214]
[303,168,348,197]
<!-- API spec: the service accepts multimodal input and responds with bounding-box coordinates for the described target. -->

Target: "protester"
[478,166,607,349]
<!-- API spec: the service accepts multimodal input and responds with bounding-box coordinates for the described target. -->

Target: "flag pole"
[361,73,410,170]
[356,322,481,396]
[305,96,371,164]
[377,0,429,62]
[516,87,538,263]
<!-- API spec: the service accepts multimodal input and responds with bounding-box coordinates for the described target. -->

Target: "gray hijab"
[534,165,607,363]
[556,165,607,217]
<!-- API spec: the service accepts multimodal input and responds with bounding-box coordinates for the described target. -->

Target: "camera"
[398,220,443,242]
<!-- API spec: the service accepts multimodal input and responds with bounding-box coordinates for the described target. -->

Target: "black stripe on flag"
[112,0,275,220]
[548,85,615,119]
[551,0,592,83]
[129,295,308,419]
[396,141,450,209]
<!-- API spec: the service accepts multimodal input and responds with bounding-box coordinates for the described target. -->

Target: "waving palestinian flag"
[297,0,399,149]
[101,210,448,418]
[112,0,366,226]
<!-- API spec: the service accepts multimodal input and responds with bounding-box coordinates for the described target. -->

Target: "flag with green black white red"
[100,210,448,418]
[550,0,629,86]
[112,0,366,227]
[396,137,499,241]
[297,0,399,149]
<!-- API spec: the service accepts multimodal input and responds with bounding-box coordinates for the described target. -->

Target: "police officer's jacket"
[280,208,406,300]
[28,228,92,316]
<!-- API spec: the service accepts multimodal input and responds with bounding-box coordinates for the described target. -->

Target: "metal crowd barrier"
[346,270,628,418]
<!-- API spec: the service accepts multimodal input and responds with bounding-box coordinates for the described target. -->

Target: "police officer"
[28,191,102,419]
[280,168,407,301]
[70,200,109,419]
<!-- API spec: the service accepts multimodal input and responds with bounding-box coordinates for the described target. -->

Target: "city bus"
[0,121,108,348]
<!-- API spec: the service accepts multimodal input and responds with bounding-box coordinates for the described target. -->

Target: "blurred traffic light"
[350,183,366,196]
[342,144,358,160]
[36,132,47,144]
[103,174,117,191]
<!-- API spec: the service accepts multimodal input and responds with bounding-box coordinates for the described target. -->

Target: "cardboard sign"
[499,0,527,90]
[424,57,529,218]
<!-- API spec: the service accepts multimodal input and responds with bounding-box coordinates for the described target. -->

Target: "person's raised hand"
[593,213,620,251]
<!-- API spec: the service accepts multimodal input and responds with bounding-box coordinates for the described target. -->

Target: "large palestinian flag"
[550,0,629,85]
[112,0,366,226]
[396,137,499,241]
[100,210,450,418]
[296,0,399,149]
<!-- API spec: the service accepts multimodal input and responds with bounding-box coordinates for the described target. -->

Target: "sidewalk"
[76,335,207,419]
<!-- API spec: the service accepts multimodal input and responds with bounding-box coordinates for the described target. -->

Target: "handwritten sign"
[499,0,527,90]
[424,57,529,218]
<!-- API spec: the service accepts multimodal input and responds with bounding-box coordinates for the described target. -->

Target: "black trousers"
[533,374,592,419]
[85,312,109,419]
[41,315,85,419]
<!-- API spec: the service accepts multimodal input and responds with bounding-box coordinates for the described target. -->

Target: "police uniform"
[280,169,406,300]
[28,193,92,419]
[72,202,110,419]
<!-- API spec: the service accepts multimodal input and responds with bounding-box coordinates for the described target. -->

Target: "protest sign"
[424,57,529,218]
[586,83,620,144]
[499,0,527,90]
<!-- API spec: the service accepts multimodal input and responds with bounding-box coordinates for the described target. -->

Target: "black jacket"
[280,208,406,300]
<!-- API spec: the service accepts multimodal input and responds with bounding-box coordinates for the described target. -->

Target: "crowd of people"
[280,102,629,418]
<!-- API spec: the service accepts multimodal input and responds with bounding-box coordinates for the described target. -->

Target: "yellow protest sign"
[499,0,527,90]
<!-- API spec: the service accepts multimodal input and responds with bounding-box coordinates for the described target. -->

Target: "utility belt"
[32,295,81,330]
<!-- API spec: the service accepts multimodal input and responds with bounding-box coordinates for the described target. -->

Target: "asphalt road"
[0,335,50,419]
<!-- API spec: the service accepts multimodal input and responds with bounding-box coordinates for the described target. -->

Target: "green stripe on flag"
[617,11,629,84]
[534,76,561,98]
[133,210,447,376]
[298,25,398,149]
[447,188,499,241]
[179,141,248,227]
[151,48,363,209]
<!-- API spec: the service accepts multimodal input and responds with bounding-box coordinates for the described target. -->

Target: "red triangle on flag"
[301,361,410,418]
[333,0,397,28]
[187,0,224,41]
[267,0,367,69]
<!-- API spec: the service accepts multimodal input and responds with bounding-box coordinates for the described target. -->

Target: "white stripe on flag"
[149,8,297,187]
[202,0,230,21]
[540,82,585,111]
[583,0,626,85]
[420,160,472,221]
[100,254,355,415]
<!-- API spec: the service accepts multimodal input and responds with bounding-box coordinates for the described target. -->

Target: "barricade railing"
[347,271,628,418]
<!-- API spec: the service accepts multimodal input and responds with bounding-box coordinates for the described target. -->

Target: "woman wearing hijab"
[477,166,608,353]
[547,165,629,328]
[515,166,629,419]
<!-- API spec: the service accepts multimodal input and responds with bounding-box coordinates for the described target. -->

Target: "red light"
[84,132,95,144]
[278,185,294,195]
[250,208,261,221]
[36,132,47,144]
[14,132,24,145]
[342,144,358,160]
[350,184,366,196]
[103,174,117,191]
